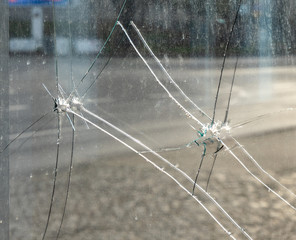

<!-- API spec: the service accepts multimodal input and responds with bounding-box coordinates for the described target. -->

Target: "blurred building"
[9,0,296,56]
[9,0,103,55]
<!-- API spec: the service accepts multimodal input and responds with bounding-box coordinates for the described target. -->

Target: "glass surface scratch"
[3,1,296,239]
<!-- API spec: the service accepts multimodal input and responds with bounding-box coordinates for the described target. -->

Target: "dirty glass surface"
[3,0,296,239]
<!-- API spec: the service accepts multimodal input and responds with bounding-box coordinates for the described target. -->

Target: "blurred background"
[2,0,296,239]
[8,0,296,56]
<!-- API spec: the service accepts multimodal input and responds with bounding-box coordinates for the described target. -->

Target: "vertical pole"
[31,7,44,50]
[0,0,9,239]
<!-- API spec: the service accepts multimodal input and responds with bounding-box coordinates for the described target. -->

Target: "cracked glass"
[3,0,296,239]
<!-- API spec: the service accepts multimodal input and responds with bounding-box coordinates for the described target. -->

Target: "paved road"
[8,55,296,159]
[6,55,296,239]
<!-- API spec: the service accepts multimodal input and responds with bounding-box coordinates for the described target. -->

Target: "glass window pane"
[4,1,296,239]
